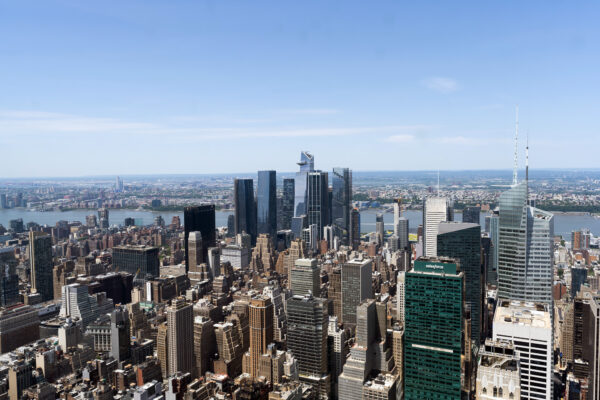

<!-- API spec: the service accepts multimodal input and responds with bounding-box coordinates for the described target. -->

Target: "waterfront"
[1,208,599,238]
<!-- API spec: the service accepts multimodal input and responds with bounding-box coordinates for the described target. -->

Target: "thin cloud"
[384,134,415,143]
[275,108,340,115]
[422,77,459,93]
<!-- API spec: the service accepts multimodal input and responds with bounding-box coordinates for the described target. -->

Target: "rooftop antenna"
[512,105,519,186]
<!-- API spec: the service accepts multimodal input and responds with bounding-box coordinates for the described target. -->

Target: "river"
[1,208,598,238]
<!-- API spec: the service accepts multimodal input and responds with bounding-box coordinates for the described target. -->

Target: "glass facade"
[234,178,257,244]
[307,171,329,242]
[281,178,295,230]
[404,259,463,400]
[332,167,352,246]
[257,170,277,240]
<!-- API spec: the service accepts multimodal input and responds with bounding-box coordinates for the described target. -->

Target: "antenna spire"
[512,105,519,185]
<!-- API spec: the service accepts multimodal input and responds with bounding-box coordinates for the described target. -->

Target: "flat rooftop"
[494,300,551,329]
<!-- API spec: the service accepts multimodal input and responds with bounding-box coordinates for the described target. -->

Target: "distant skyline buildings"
[331,168,352,246]
[257,170,277,241]
[234,178,257,245]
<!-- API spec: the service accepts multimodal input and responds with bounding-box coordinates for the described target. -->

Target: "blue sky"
[1,1,599,177]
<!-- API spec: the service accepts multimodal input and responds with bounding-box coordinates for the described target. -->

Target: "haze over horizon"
[2,1,599,177]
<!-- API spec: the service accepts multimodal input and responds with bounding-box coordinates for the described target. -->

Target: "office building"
[8,361,34,400]
[423,197,453,257]
[157,322,169,378]
[263,285,287,344]
[234,178,257,245]
[194,316,216,378]
[328,316,347,398]
[245,296,274,378]
[396,271,405,326]
[257,170,277,241]
[307,171,329,243]
[110,305,131,362]
[572,229,591,250]
[167,298,194,376]
[487,211,499,285]
[497,180,554,305]
[437,222,482,345]
[341,258,372,325]
[493,300,552,400]
[475,340,521,400]
[376,213,384,245]
[396,217,409,251]
[462,206,481,224]
[331,167,352,245]
[60,283,100,327]
[98,208,109,228]
[280,178,295,230]
[221,245,250,270]
[112,245,159,281]
[350,208,360,249]
[184,205,216,270]
[187,231,208,284]
[287,294,331,398]
[29,231,54,301]
[86,214,97,228]
[290,258,320,297]
[0,305,40,353]
[571,266,588,299]
[404,258,464,400]
[294,151,315,217]
[0,247,19,307]
[213,321,243,377]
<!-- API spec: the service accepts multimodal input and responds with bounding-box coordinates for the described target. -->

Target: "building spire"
[512,105,519,186]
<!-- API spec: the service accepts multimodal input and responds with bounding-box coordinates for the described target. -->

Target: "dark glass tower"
[307,171,329,242]
[234,178,257,245]
[462,206,481,225]
[281,178,295,230]
[405,258,464,400]
[437,222,482,345]
[184,205,216,271]
[29,231,54,301]
[257,171,277,241]
[331,168,352,246]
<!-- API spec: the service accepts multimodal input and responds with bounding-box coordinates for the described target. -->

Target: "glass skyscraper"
[437,222,482,346]
[257,170,277,241]
[331,167,352,246]
[234,178,257,245]
[184,204,216,271]
[307,171,329,242]
[404,258,464,400]
[294,151,314,217]
[281,178,295,230]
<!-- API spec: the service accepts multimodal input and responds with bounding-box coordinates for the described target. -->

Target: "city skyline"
[2,1,600,177]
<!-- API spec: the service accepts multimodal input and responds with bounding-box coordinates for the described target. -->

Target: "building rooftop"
[438,222,480,234]
[494,300,551,329]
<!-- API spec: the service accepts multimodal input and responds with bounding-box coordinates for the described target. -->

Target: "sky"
[1,1,599,177]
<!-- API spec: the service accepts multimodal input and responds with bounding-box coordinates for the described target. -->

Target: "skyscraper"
[287,294,330,398]
[350,208,360,250]
[187,231,205,284]
[257,170,277,241]
[245,296,274,378]
[375,213,384,245]
[98,208,109,229]
[331,168,352,246]
[404,258,464,400]
[0,247,19,307]
[167,298,194,376]
[281,178,295,230]
[397,217,409,250]
[112,245,159,281]
[307,171,329,242]
[497,181,554,304]
[462,206,481,224]
[110,305,131,363]
[184,205,216,271]
[437,222,482,345]
[234,178,257,245]
[423,197,453,257]
[294,151,314,218]
[341,258,372,325]
[487,210,499,285]
[290,258,320,297]
[29,231,54,301]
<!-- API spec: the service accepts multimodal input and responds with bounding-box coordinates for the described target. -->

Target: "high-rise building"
[281,178,295,230]
[328,316,347,398]
[263,285,287,344]
[423,197,453,257]
[184,205,216,271]
[487,210,500,285]
[0,247,19,307]
[294,151,314,218]
[60,283,100,327]
[404,258,464,400]
[462,206,481,224]
[257,170,277,241]
[571,266,588,299]
[331,168,352,246]
[287,294,330,398]
[245,296,274,378]
[475,340,521,400]
[497,181,554,304]
[0,194,6,209]
[109,305,131,362]
[86,214,97,228]
[437,222,482,345]
[213,321,243,377]
[572,229,591,250]
[187,231,206,284]
[307,171,329,243]
[290,258,320,297]
[167,298,194,376]
[157,322,169,378]
[0,306,40,353]
[350,208,360,250]
[234,178,257,245]
[112,245,159,281]
[29,231,54,301]
[341,258,372,325]
[193,316,216,378]
[376,213,384,245]
[396,217,409,250]
[98,208,109,229]
[493,300,552,400]
[396,271,405,326]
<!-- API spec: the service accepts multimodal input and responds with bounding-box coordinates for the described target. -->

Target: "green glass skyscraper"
[437,222,482,346]
[404,258,464,400]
